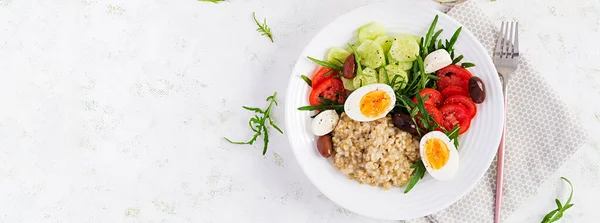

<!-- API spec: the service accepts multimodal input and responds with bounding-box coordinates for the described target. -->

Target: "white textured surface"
[0,0,599,223]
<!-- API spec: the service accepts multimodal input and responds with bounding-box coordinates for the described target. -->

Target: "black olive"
[392,113,418,136]
[317,134,333,158]
[469,76,486,104]
[343,54,357,79]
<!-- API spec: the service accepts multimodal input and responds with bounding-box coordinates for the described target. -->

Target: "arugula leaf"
[252,12,274,42]
[541,177,575,223]
[224,92,283,155]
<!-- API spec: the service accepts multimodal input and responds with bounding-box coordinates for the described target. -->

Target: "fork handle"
[494,75,508,223]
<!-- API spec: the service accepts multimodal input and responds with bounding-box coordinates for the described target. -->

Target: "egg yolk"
[359,90,391,118]
[425,138,450,170]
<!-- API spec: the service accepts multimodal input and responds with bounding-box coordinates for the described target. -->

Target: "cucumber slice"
[358,22,385,43]
[398,61,413,70]
[387,52,399,65]
[327,48,351,66]
[378,64,408,90]
[389,34,420,62]
[357,40,385,69]
[353,68,378,89]
[374,35,395,53]
[341,77,356,91]
[345,41,361,52]
[413,35,422,45]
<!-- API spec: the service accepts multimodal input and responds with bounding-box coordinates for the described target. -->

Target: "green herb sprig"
[298,97,344,118]
[404,161,426,193]
[417,16,476,70]
[199,0,227,3]
[382,68,408,91]
[253,12,274,42]
[225,92,283,155]
[461,62,476,68]
[348,43,366,74]
[306,56,343,71]
[301,75,312,87]
[541,177,575,223]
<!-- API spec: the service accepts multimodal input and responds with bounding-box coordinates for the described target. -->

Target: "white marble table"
[1,0,599,222]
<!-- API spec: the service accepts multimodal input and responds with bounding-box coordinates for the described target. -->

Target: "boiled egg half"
[419,131,459,180]
[344,84,396,122]
[311,110,339,136]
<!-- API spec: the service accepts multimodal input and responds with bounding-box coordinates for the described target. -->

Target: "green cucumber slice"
[387,52,399,65]
[353,67,378,89]
[398,61,413,70]
[358,22,385,43]
[389,34,420,62]
[374,35,395,53]
[357,40,385,69]
[341,77,356,91]
[327,48,351,66]
[378,64,408,90]
[413,35,422,45]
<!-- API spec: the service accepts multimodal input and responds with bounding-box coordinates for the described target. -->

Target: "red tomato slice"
[439,103,471,134]
[444,95,477,118]
[436,65,473,91]
[309,78,346,106]
[441,85,470,99]
[413,88,443,107]
[311,67,338,88]
[416,103,444,129]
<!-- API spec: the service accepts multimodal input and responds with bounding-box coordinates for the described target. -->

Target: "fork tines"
[494,21,519,59]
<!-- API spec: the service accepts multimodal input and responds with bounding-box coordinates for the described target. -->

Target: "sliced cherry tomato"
[416,103,444,129]
[439,103,471,134]
[311,67,338,88]
[309,78,346,106]
[444,95,477,118]
[441,85,470,99]
[424,104,444,127]
[413,88,443,107]
[436,65,473,91]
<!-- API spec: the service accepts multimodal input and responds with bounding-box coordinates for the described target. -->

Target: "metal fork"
[493,21,519,223]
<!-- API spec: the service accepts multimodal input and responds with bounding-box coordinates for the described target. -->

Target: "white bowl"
[284,2,503,220]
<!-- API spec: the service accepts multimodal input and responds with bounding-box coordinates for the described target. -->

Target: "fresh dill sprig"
[224,92,283,155]
[252,12,274,43]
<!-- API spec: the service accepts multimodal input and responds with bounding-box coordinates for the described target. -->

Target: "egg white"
[343,84,396,122]
[311,110,339,136]
[419,131,460,181]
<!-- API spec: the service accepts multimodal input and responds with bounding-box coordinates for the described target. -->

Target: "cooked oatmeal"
[332,113,420,190]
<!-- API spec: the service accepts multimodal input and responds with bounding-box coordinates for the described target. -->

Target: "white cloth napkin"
[409,2,588,222]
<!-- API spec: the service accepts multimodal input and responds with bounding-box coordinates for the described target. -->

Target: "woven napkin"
[408,2,588,222]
